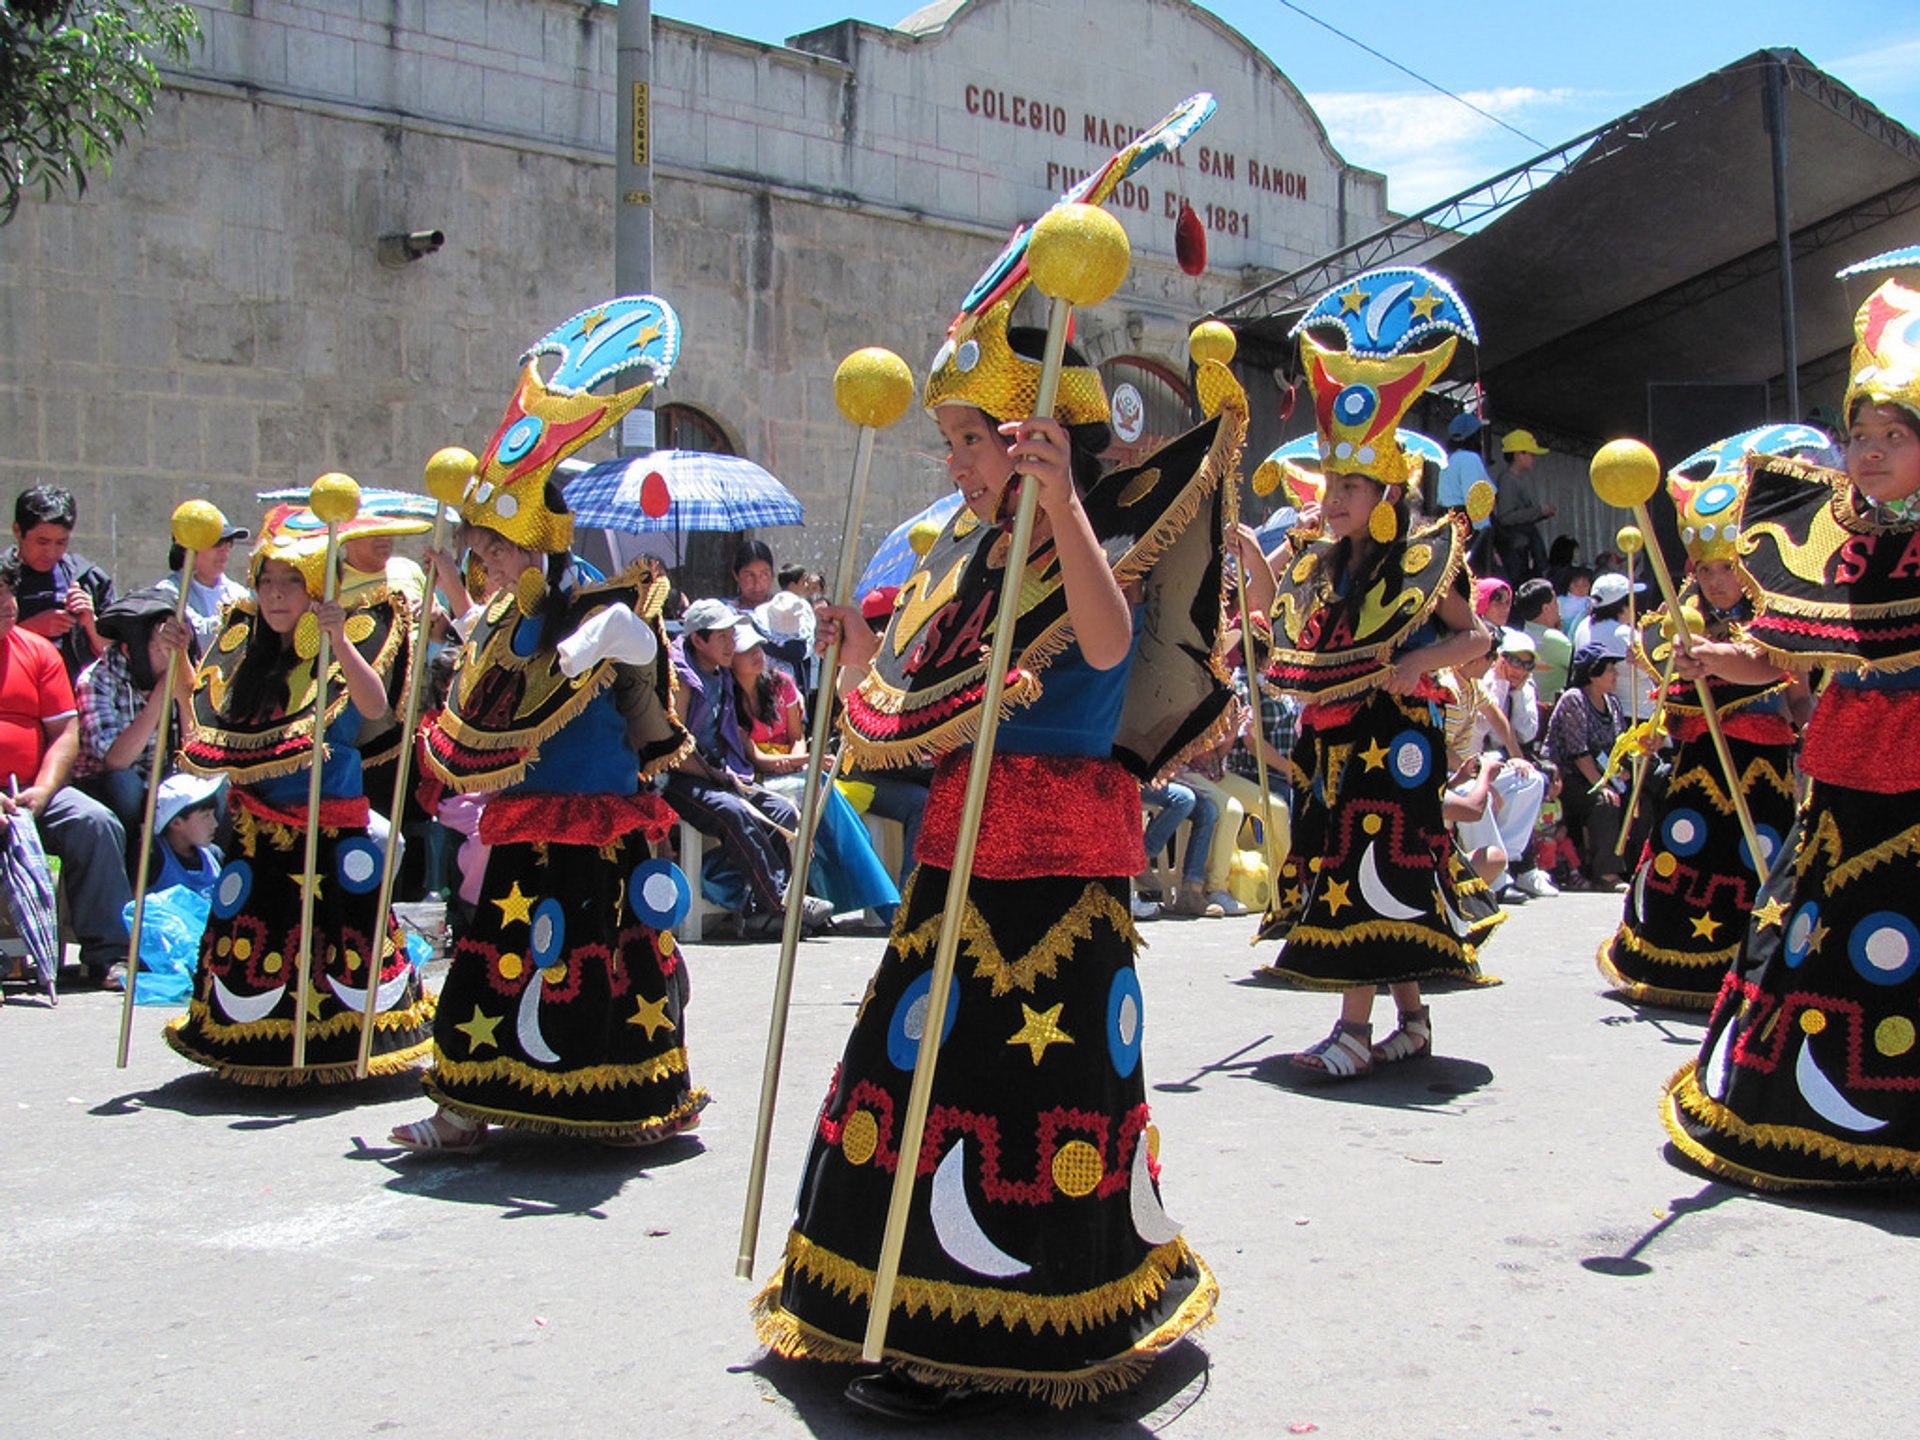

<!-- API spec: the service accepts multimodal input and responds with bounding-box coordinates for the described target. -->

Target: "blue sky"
[654,0,1920,214]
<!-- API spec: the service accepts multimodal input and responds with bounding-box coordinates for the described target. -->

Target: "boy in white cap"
[148,772,226,897]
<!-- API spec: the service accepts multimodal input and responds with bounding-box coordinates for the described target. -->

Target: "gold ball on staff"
[834,348,916,430]
[171,500,228,553]
[1617,524,1645,554]
[1590,439,1662,509]
[308,472,363,525]
[424,447,480,507]
[1027,202,1131,307]
[1188,320,1237,367]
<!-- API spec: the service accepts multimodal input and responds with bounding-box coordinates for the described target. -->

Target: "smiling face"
[1849,402,1920,505]
[253,559,312,636]
[937,405,1016,522]
[1320,470,1386,545]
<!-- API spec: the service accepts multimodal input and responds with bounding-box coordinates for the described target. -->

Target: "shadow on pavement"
[739,1337,1210,1438]
[1246,1053,1495,1108]
[1596,993,1709,1045]
[1153,1034,1273,1094]
[89,1070,423,1128]
[1579,1184,1737,1276]
[355,1130,707,1220]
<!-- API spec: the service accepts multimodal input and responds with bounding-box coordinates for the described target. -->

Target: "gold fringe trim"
[1797,811,1920,891]
[1278,913,1499,953]
[1605,924,1741,970]
[162,1022,431,1086]
[429,1087,708,1138]
[1594,935,1718,1010]
[1662,1061,1920,1189]
[425,1046,689,1098]
[1667,754,1796,818]
[889,881,1139,998]
[765,1232,1208,1341]
[751,1250,1217,1410]
[174,992,434,1043]
[1144,689,1241,791]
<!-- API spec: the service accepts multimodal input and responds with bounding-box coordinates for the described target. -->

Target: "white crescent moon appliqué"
[516,968,562,1065]
[1702,1016,1738,1100]
[326,968,411,1015]
[1434,880,1473,936]
[1129,1138,1183,1246]
[1794,1033,1888,1132]
[213,976,287,1025]
[1358,842,1423,921]
[1631,864,1649,924]
[930,1140,1030,1278]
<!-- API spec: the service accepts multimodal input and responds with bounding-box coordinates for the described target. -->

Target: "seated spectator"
[8,484,115,680]
[778,564,824,603]
[1554,564,1594,636]
[1488,630,1542,760]
[162,521,251,649]
[1474,576,1513,640]
[836,587,929,888]
[0,552,133,987]
[729,538,778,615]
[1441,639,1550,902]
[147,772,226,895]
[73,585,198,843]
[729,622,898,922]
[1513,577,1572,707]
[1571,571,1656,722]
[1444,753,1509,885]
[663,598,829,938]
[1176,737,1253,916]
[1140,778,1219,918]
[1545,643,1630,888]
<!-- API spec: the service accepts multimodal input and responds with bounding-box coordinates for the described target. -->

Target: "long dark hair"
[227,614,298,723]
[1303,482,1413,613]
[732,655,780,733]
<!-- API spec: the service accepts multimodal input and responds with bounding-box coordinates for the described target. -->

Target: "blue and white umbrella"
[855,491,965,597]
[565,451,804,534]
[1,797,62,996]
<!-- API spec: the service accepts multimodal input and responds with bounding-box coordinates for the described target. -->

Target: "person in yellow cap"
[1493,428,1555,581]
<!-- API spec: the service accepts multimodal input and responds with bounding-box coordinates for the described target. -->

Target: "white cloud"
[1305,86,1587,213]
[1822,36,1920,109]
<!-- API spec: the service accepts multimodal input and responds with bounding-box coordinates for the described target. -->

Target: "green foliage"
[0,0,200,224]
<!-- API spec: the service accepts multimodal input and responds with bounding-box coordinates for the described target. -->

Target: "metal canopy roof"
[1215,49,1920,454]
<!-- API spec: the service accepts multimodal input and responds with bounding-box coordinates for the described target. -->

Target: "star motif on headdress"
[1754,898,1787,929]
[1007,1002,1074,1064]
[1321,878,1352,916]
[1359,738,1391,771]
[455,1007,503,1053]
[1690,914,1723,942]
[576,308,611,339]
[628,993,675,1041]
[1409,288,1444,320]
[1338,286,1370,315]
[493,882,535,927]
[628,320,664,352]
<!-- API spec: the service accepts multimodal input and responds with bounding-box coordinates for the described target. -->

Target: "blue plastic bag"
[120,884,210,1006]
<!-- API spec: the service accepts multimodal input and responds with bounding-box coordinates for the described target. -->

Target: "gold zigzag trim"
[1667,755,1796,818]
[1595,935,1720,1009]
[890,881,1141,997]
[1606,923,1741,970]
[1663,1062,1920,1187]
[751,1253,1218,1410]
[769,1232,1205,1341]
[162,1024,431,1086]
[173,993,433,1043]
[1796,810,1920,890]
[425,1046,689,1098]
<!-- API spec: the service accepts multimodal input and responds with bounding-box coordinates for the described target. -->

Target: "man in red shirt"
[0,553,132,988]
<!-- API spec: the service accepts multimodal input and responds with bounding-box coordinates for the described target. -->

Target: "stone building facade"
[0,0,1397,587]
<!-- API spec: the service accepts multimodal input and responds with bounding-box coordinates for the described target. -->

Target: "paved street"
[5,890,1915,1439]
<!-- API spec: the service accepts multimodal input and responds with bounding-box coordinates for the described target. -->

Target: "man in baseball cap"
[1494,429,1554,581]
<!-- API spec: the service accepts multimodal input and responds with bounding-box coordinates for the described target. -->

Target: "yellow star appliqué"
[455,1007,503,1053]
[1321,878,1352,917]
[1755,898,1788,929]
[493,882,535,927]
[1008,1003,1074,1064]
[1338,285,1370,314]
[1408,287,1443,320]
[294,869,323,904]
[1806,920,1831,954]
[627,319,663,352]
[628,994,674,1041]
[1690,914,1723,942]
[1359,738,1391,771]
[576,308,610,338]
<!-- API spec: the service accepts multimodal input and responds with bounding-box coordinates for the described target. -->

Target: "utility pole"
[616,0,656,454]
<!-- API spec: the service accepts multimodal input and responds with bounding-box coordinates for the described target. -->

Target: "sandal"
[1372,1005,1432,1065]
[1289,1020,1374,1081]
[389,1111,488,1154]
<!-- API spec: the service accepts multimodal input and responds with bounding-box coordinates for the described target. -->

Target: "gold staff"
[115,500,228,1067]
[736,347,916,1281]
[1590,442,1769,886]
[292,473,361,1071]
[1190,320,1281,903]
[353,449,474,1077]
[1613,522,1651,859]
[862,202,1133,1364]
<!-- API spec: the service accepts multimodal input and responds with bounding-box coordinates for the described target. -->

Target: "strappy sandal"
[1371,1005,1432,1065]
[1289,1020,1374,1081]
[389,1111,488,1154]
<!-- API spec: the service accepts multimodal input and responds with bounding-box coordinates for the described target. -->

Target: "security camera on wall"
[376,230,446,266]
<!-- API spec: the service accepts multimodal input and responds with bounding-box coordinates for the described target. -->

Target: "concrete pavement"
[4,891,1915,1439]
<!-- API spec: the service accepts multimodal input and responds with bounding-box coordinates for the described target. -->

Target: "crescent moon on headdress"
[1129,1138,1184,1246]
[516,968,562,1065]
[1794,1032,1887,1132]
[213,976,287,1025]
[326,967,412,1015]
[930,1140,1030,1278]
[1358,842,1425,921]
